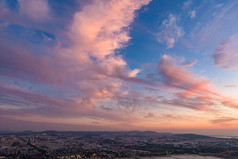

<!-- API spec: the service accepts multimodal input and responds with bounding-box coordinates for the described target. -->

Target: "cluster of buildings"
[0,131,238,158]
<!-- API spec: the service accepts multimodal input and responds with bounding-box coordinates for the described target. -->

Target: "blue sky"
[1,0,238,135]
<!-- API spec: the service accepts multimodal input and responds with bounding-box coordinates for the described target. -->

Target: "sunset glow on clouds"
[1,0,238,135]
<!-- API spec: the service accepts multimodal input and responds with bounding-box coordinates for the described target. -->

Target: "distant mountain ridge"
[175,133,214,139]
[0,130,215,139]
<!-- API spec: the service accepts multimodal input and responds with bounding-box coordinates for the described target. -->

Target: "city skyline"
[1,0,238,135]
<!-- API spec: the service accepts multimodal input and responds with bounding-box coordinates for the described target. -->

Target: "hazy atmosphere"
[1,0,238,136]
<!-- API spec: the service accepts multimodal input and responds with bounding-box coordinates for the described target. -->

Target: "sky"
[1,0,238,136]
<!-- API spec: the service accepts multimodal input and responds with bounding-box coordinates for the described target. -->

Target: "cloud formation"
[155,55,216,110]
[213,33,238,69]
[157,14,184,48]
[183,0,192,9]
[0,0,153,127]
[211,117,238,125]
[225,85,237,88]
[189,10,196,18]
[1,0,238,132]
[18,0,50,21]
[154,55,238,111]
[158,55,213,97]
[182,60,197,67]
[69,0,151,59]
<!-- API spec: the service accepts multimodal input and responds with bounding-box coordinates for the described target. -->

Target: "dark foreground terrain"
[0,131,238,159]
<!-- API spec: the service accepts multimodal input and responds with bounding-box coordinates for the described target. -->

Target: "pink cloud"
[69,0,151,59]
[156,55,234,110]
[158,55,213,97]
[0,0,154,128]
[60,0,153,106]
[221,99,238,108]
[0,116,116,132]
[0,84,144,125]
[144,112,155,118]
[211,117,238,124]
[0,0,162,121]
[225,85,237,88]
[18,0,50,21]
[0,38,66,84]
[4,0,238,130]
[213,33,238,69]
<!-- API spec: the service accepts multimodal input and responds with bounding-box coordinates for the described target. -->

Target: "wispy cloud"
[0,38,64,84]
[213,33,238,69]
[157,14,184,48]
[156,55,218,110]
[225,85,237,88]
[211,117,238,124]
[18,0,50,21]
[182,60,197,67]
[189,10,196,18]
[158,55,213,98]
[182,0,192,9]
[156,55,238,111]
[198,1,238,42]
[144,112,155,118]
[215,3,224,8]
